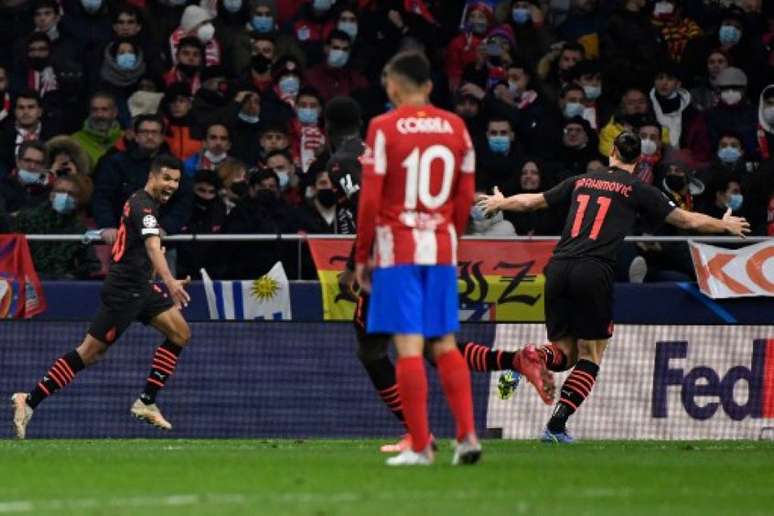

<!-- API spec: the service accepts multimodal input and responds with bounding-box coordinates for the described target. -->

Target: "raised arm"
[478,186,548,215]
[665,207,750,237]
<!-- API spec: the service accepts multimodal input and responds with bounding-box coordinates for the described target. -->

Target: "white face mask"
[197,23,215,43]
[204,149,227,163]
[720,89,742,105]
[763,106,774,125]
[640,139,658,156]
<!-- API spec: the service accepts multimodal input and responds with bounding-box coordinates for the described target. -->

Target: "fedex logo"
[652,340,774,421]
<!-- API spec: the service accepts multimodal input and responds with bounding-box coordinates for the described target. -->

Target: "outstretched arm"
[478,186,548,215]
[665,207,750,237]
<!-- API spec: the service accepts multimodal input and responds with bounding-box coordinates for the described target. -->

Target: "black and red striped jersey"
[107,189,160,290]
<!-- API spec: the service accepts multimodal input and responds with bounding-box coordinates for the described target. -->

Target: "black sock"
[140,340,183,405]
[547,359,600,433]
[27,350,86,409]
[460,342,515,372]
[362,355,405,424]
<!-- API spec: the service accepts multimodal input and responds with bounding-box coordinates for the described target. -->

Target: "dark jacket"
[92,143,193,232]
[176,196,227,279]
[0,171,53,214]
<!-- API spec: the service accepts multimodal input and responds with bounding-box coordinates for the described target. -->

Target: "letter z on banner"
[689,241,774,298]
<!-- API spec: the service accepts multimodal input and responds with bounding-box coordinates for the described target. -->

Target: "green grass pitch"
[1,440,773,516]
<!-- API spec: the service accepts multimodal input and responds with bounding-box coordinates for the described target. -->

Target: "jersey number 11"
[571,194,612,240]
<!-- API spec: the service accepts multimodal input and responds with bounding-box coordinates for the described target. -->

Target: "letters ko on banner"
[689,241,774,299]
[307,238,556,321]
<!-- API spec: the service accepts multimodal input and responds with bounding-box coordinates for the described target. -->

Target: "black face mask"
[317,189,337,208]
[230,181,248,198]
[29,57,48,71]
[665,174,687,192]
[177,63,199,77]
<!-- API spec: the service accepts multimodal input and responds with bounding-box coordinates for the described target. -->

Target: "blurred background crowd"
[0,0,770,281]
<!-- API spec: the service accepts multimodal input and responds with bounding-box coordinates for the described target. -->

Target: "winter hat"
[180,5,211,32]
[715,67,747,88]
[486,24,515,47]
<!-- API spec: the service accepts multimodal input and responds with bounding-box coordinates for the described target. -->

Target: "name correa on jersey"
[396,117,454,134]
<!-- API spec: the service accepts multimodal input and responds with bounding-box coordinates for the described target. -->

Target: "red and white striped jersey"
[355,104,475,268]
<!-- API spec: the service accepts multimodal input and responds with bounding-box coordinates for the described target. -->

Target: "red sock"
[395,356,430,452]
[436,349,475,442]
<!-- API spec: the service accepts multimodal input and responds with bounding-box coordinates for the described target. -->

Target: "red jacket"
[303,64,369,102]
[445,32,483,90]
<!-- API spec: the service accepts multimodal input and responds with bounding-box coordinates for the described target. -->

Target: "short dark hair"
[150,154,182,175]
[26,32,51,49]
[14,90,42,108]
[559,82,584,98]
[613,131,641,163]
[265,149,292,163]
[90,90,117,108]
[134,113,165,132]
[177,36,204,54]
[324,96,361,135]
[327,29,352,45]
[112,3,142,24]
[33,0,59,13]
[561,41,585,56]
[193,169,220,188]
[205,122,230,138]
[487,116,513,130]
[385,51,431,88]
[109,38,138,59]
[18,140,48,163]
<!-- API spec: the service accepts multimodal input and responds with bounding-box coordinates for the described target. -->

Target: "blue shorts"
[367,265,459,338]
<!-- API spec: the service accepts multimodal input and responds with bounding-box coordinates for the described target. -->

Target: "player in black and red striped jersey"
[478,132,750,443]
[11,155,192,439]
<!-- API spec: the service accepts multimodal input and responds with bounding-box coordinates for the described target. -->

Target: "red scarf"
[757,125,770,160]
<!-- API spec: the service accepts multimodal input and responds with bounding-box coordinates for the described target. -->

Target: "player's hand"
[476,186,505,216]
[722,208,751,238]
[101,228,118,245]
[167,276,192,309]
[355,263,371,294]
[339,267,357,298]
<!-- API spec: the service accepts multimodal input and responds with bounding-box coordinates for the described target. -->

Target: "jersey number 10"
[571,194,612,240]
[402,145,455,210]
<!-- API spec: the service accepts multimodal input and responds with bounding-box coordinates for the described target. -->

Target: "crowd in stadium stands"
[0,0,770,281]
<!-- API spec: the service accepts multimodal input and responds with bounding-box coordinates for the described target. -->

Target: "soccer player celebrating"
[478,132,750,443]
[354,51,484,466]
[12,155,192,439]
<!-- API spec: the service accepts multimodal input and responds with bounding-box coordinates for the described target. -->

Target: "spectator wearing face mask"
[460,25,516,91]
[634,116,674,186]
[323,7,366,73]
[61,0,113,83]
[507,0,555,69]
[698,172,743,221]
[292,0,339,67]
[264,149,302,206]
[485,59,544,149]
[220,168,299,278]
[756,84,774,160]
[0,91,59,175]
[303,30,368,102]
[109,5,164,82]
[690,67,758,164]
[467,191,516,236]
[169,5,221,67]
[599,87,664,156]
[216,157,249,214]
[0,141,54,214]
[184,123,232,177]
[177,169,227,279]
[99,39,146,107]
[474,116,524,194]
[537,41,584,108]
[534,82,588,159]
[164,37,205,94]
[8,174,99,278]
[225,91,266,166]
[569,59,612,131]
[296,169,355,234]
[13,0,77,65]
[290,88,325,173]
[46,135,91,178]
[683,7,767,96]
[445,2,493,91]
[698,131,751,188]
[269,56,304,119]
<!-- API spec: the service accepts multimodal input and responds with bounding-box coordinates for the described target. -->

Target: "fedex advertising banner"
[488,325,774,440]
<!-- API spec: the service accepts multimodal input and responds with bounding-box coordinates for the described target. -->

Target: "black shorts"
[354,292,390,355]
[544,258,614,342]
[88,282,174,344]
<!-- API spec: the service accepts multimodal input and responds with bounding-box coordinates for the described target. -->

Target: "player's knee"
[77,341,107,365]
[577,341,604,364]
[169,324,191,347]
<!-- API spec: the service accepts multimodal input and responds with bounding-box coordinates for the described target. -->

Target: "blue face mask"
[470,205,487,221]
[116,53,137,70]
[512,8,531,24]
[718,25,742,45]
[488,135,511,154]
[81,0,102,12]
[223,0,242,13]
[727,193,743,211]
[327,49,349,68]
[251,15,274,33]
[470,20,488,35]
[563,102,584,118]
[52,192,76,214]
[297,107,319,125]
[278,75,300,96]
[313,0,332,11]
[18,169,42,185]
[718,146,742,163]
[238,112,259,124]
[275,170,290,189]
[338,21,358,39]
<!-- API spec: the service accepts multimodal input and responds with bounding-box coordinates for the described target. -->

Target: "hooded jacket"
[46,135,92,176]
[650,87,698,148]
